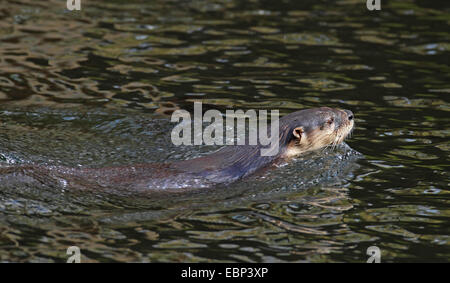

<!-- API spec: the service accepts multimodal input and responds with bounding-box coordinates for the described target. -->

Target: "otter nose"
[344,110,354,121]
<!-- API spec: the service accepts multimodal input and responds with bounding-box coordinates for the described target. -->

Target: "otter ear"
[292,127,304,140]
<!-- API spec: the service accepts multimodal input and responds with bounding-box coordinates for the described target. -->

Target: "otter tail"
[0,164,42,176]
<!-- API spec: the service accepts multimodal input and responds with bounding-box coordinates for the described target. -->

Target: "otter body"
[0,107,354,191]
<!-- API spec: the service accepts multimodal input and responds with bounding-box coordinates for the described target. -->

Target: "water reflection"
[0,0,449,262]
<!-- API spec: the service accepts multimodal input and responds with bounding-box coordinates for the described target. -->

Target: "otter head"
[281,107,354,158]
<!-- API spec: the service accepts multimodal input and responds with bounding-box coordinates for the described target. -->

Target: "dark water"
[0,0,448,262]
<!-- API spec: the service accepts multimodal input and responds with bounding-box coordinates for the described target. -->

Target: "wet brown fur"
[0,107,354,190]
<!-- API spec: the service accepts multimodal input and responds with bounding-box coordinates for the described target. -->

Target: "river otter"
[0,107,354,191]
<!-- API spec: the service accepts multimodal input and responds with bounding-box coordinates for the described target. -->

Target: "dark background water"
[0,0,448,262]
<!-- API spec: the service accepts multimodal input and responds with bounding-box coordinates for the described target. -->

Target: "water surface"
[0,0,449,262]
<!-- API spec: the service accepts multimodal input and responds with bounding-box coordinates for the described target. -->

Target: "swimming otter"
[0,107,354,191]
